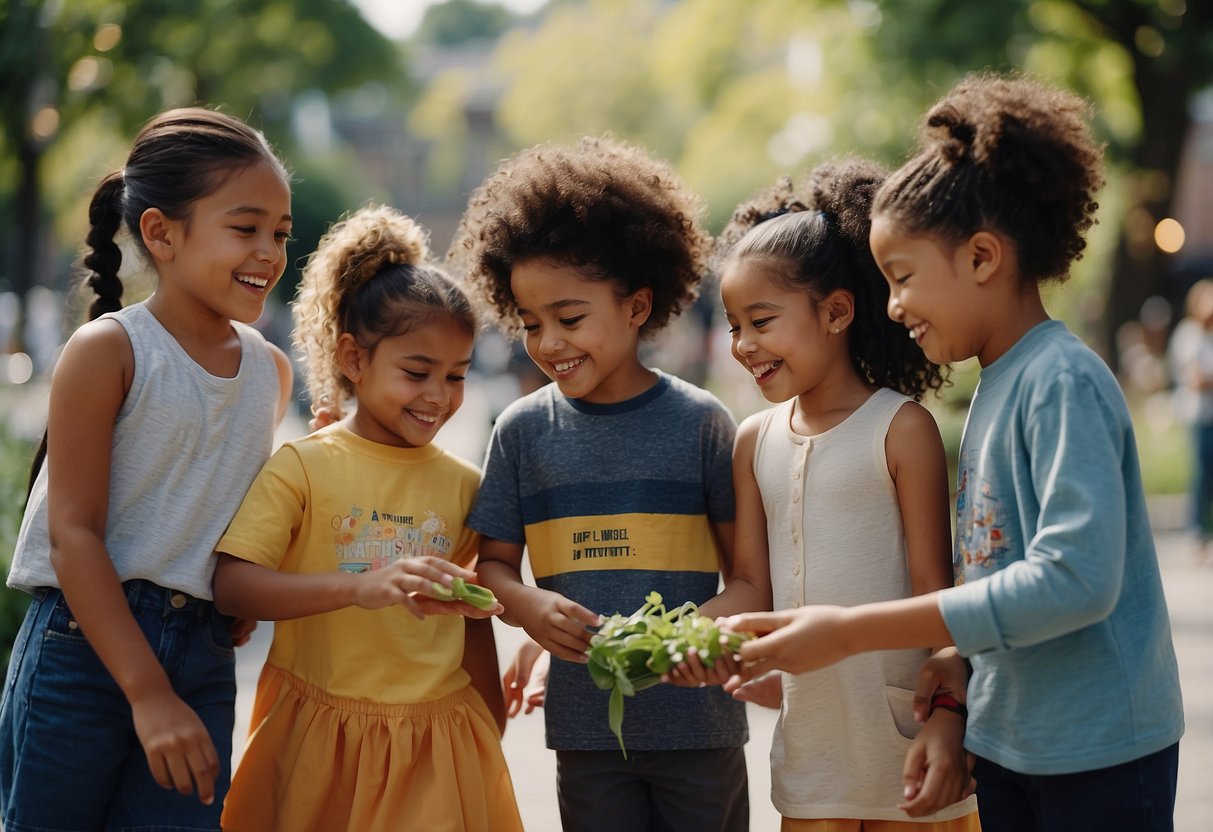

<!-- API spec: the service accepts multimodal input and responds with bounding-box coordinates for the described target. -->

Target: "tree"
[0,0,408,355]
[417,0,515,46]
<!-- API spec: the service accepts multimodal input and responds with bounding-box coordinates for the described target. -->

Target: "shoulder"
[56,315,134,383]
[887,398,941,442]
[438,448,483,484]
[659,372,736,426]
[495,383,559,426]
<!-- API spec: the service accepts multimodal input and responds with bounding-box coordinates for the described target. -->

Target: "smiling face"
[870,213,983,366]
[151,160,292,325]
[510,258,653,403]
[720,257,848,404]
[341,315,474,448]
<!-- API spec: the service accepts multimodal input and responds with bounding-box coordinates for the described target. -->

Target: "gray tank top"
[9,302,280,599]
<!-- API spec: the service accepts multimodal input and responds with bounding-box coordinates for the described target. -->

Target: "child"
[212,205,523,832]
[449,137,754,832]
[212,203,521,832]
[0,107,294,830]
[725,74,1185,832]
[707,159,980,830]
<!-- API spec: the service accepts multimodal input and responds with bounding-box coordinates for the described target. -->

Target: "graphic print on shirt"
[331,506,454,572]
[956,456,1011,575]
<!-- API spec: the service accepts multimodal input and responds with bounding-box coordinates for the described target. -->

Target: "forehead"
[509,258,618,305]
[373,317,474,360]
[869,214,950,266]
[196,160,291,214]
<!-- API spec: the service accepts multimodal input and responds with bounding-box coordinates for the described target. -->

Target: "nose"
[734,330,758,356]
[538,329,565,356]
[256,232,282,265]
[887,292,904,323]
[422,378,451,407]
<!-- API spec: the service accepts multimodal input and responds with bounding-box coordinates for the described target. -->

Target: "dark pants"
[1193,423,1213,539]
[973,742,1179,832]
[556,746,748,832]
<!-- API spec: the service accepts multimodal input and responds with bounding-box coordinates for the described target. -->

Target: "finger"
[913,668,942,723]
[187,742,219,806]
[400,594,426,621]
[145,750,173,791]
[504,685,523,718]
[558,599,603,629]
[722,610,791,636]
[164,750,196,797]
[549,613,596,649]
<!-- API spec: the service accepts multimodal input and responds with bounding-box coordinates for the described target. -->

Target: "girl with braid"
[0,108,295,830]
[727,74,1184,832]
[213,205,522,832]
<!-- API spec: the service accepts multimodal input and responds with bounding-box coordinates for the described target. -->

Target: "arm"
[463,617,507,734]
[476,537,600,663]
[47,322,219,805]
[213,553,482,621]
[698,416,772,619]
[268,341,294,425]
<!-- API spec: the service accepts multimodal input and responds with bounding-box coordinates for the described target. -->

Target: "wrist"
[929,692,968,720]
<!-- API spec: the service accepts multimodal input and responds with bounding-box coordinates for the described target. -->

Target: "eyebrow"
[225,206,293,222]
[401,354,473,367]
[516,299,588,316]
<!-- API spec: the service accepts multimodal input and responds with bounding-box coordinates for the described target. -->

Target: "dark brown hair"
[448,136,710,337]
[719,158,945,400]
[873,73,1105,284]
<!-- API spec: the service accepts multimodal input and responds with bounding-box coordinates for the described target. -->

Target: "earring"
[830,327,840,334]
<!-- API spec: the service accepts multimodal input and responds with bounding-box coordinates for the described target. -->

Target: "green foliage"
[417,0,514,45]
[0,423,34,668]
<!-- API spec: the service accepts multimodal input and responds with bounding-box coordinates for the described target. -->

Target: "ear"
[336,333,366,383]
[139,208,176,264]
[965,231,1004,286]
[628,287,653,329]
[821,289,855,334]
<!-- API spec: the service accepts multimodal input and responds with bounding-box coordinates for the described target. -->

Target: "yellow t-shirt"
[217,424,481,705]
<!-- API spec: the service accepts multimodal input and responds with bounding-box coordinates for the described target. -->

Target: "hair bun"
[330,205,430,292]
[806,157,889,249]
[924,103,979,165]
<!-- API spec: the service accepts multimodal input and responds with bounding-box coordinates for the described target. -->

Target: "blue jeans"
[973,742,1179,832]
[0,580,237,831]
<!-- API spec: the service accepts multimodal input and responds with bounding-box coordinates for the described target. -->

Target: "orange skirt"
[222,664,523,832]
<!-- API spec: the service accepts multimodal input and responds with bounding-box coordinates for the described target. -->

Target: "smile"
[407,410,440,424]
[235,273,270,288]
[908,323,928,341]
[553,356,587,373]
[749,360,782,382]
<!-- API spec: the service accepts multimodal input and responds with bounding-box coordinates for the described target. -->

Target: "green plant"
[0,421,34,668]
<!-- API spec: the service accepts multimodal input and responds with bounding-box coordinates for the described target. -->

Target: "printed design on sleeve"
[331,506,455,573]
[956,458,1011,574]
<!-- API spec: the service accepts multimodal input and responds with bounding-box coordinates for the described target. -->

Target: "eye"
[275,231,294,242]
[727,325,740,335]
[559,315,586,327]
[232,226,255,235]
[447,374,466,383]
[405,370,426,380]
[895,274,912,285]
[752,317,774,328]
[521,323,539,333]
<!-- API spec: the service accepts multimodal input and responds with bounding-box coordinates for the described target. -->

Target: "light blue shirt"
[939,320,1184,775]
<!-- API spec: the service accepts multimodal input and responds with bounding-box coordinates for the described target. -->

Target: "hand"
[663,646,737,688]
[912,647,969,723]
[900,709,977,817]
[130,687,220,805]
[352,556,478,619]
[721,606,850,683]
[728,669,783,709]
[308,398,342,432]
[514,588,601,664]
[502,639,549,717]
[412,594,504,619]
[228,617,257,648]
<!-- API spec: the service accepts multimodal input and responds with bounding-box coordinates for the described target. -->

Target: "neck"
[977,282,1049,367]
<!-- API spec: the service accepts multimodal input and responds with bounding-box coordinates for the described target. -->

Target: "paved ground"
[232,526,1213,831]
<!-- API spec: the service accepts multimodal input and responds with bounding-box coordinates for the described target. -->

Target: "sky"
[350,0,548,40]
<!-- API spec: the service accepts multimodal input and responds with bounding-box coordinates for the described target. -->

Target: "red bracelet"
[930,692,968,718]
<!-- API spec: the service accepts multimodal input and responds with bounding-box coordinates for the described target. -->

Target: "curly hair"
[293,205,476,413]
[874,72,1105,284]
[447,136,711,338]
[718,158,946,401]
